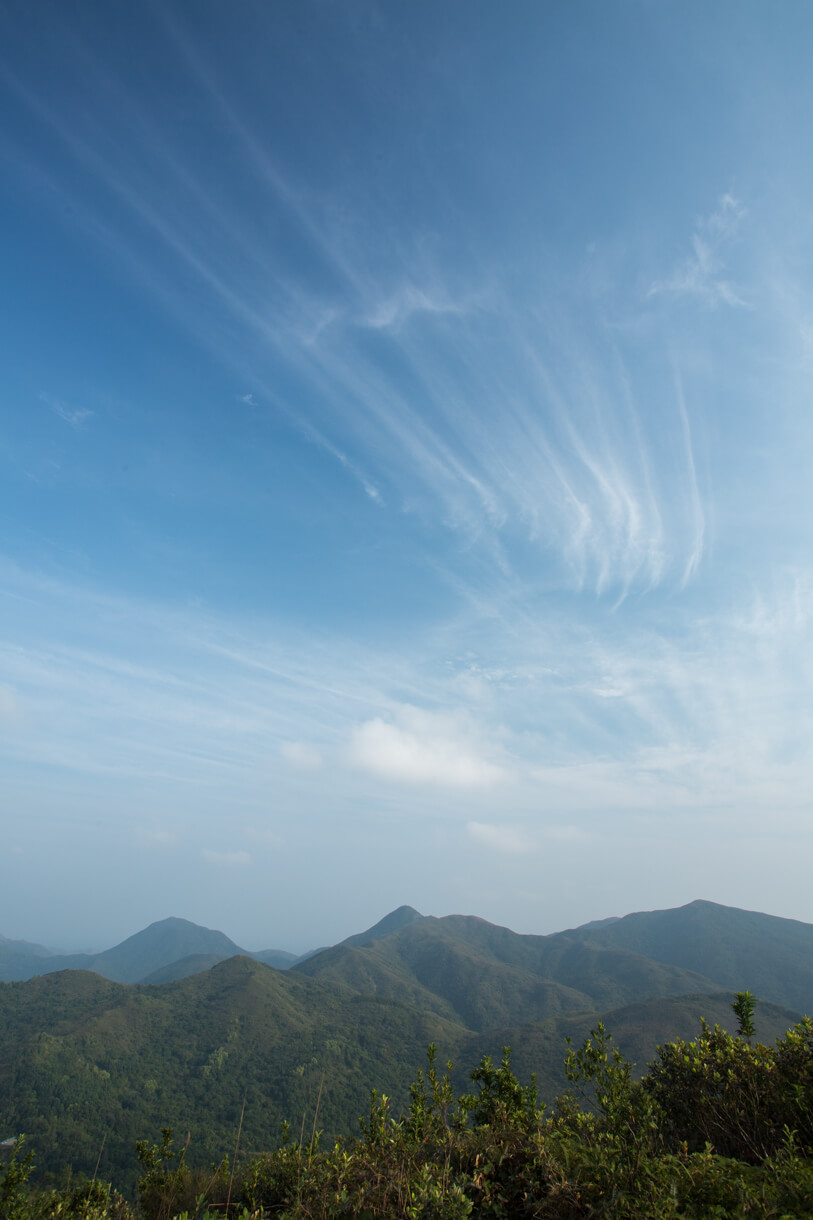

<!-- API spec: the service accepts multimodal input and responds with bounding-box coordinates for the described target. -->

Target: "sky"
[2,1,813,953]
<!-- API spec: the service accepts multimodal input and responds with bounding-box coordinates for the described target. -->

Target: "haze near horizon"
[2,1,813,952]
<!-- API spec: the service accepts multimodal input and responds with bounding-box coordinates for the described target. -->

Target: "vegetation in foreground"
[3,995,813,1220]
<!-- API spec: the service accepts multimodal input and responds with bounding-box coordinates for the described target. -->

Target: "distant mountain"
[340,904,425,948]
[0,933,53,958]
[140,952,233,985]
[567,900,813,1015]
[251,948,300,969]
[85,917,244,984]
[4,900,813,1019]
[0,944,94,983]
[0,934,57,981]
[297,913,721,1030]
[0,918,311,986]
[0,917,245,984]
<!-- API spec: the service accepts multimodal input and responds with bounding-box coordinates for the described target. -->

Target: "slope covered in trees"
[4,1001,813,1218]
[2,900,812,1201]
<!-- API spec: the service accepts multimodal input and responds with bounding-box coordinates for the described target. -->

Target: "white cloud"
[467,821,531,854]
[202,849,251,866]
[349,706,506,787]
[280,740,323,771]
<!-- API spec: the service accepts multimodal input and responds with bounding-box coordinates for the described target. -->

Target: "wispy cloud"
[673,369,706,588]
[360,282,474,332]
[3,19,721,603]
[649,194,748,307]
[41,392,93,428]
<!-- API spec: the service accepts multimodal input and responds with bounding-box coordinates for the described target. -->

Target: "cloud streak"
[0,14,717,602]
[649,194,748,308]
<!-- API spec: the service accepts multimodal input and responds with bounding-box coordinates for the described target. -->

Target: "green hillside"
[296,914,721,1029]
[463,991,803,1104]
[0,957,465,1192]
[566,899,813,1013]
[3,899,813,1197]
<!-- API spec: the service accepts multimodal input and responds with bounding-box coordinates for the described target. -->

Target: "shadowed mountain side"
[297,916,722,1027]
[291,943,464,1024]
[463,992,805,1106]
[394,915,722,1007]
[0,957,467,1192]
[373,930,595,1030]
[566,900,813,1015]
[295,937,593,1030]
[140,953,232,984]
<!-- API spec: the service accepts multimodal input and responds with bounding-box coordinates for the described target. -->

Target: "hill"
[0,957,465,1192]
[296,914,721,1029]
[0,918,299,985]
[3,898,812,1192]
[566,899,813,1014]
[340,904,425,948]
[465,990,802,1104]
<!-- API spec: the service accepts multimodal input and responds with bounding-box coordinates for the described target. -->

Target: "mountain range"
[1,899,811,1190]
[0,916,305,984]
[4,899,813,1016]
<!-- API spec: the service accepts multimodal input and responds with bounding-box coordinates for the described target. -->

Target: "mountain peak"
[341,905,424,949]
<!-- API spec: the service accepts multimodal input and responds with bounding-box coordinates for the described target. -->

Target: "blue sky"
[3,1,813,951]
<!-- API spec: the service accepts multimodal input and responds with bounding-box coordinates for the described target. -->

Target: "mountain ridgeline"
[0,899,811,1191]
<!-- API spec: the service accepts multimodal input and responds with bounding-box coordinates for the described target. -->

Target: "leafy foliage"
[5,999,813,1218]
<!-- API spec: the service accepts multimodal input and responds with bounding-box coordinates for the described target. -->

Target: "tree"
[732,990,756,1043]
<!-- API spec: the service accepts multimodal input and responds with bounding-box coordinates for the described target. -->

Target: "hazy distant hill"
[0,918,298,984]
[0,933,53,959]
[297,914,721,1029]
[250,947,300,969]
[566,899,813,1015]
